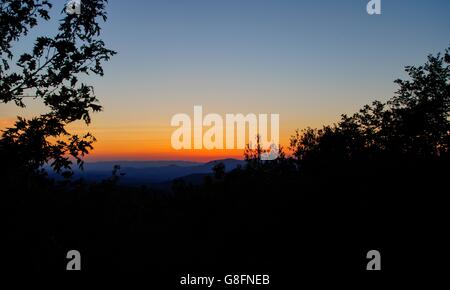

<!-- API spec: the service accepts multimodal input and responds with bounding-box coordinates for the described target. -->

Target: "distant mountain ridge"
[78,160,203,170]
[49,158,245,186]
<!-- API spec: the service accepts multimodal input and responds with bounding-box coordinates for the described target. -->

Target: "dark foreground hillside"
[3,153,448,279]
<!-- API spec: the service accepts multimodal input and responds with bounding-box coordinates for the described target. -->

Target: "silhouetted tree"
[0,0,115,178]
[212,162,225,179]
[244,134,285,169]
[290,47,450,167]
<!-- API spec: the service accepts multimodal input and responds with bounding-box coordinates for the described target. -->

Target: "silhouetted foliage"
[0,0,115,177]
[212,162,225,179]
[290,49,449,169]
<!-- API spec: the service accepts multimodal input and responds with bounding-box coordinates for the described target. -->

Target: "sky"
[1,0,450,161]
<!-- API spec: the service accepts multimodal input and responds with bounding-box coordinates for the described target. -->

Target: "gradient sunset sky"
[1,0,450,161]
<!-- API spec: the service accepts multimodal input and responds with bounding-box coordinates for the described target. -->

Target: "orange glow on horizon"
[86,149,245,162]
[65,121,292,162]
[1,118,293,162]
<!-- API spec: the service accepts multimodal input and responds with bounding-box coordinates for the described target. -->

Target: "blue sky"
[90,0,450,122]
